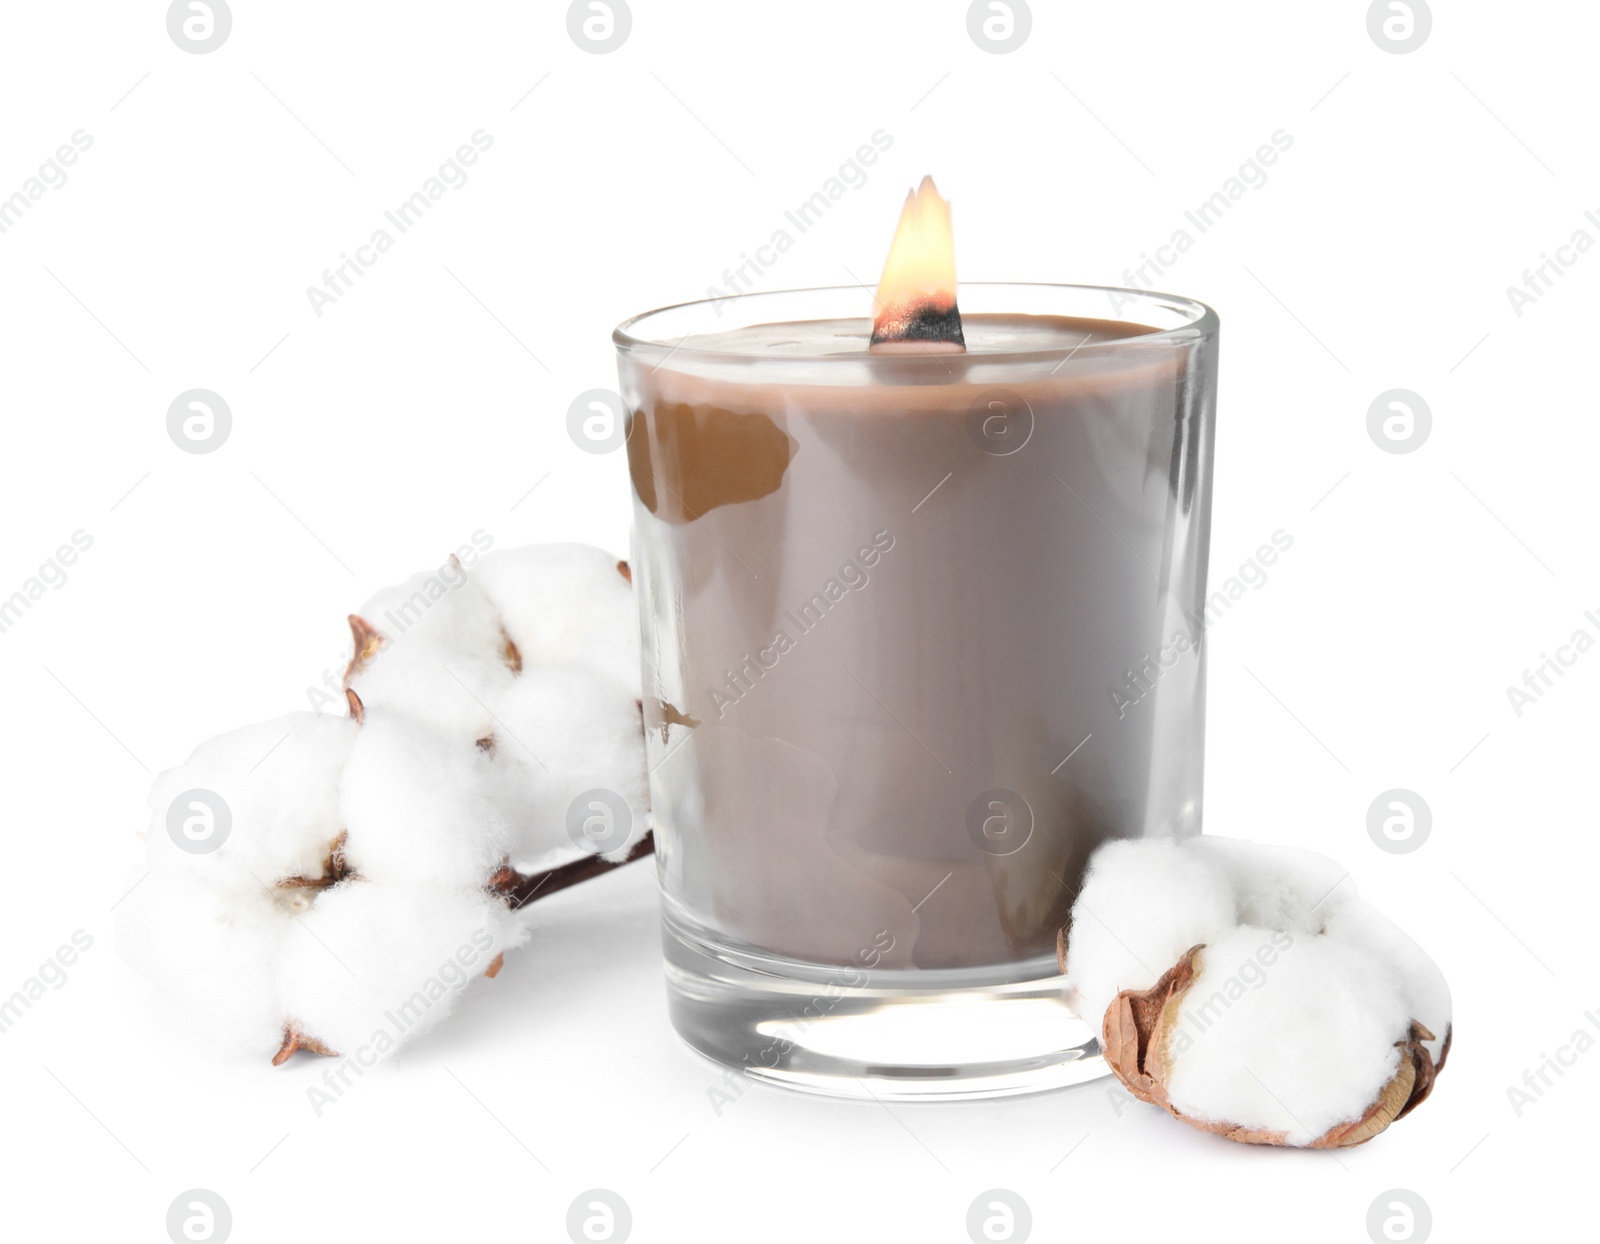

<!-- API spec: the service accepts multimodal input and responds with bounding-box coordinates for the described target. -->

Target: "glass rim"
[613,281,1218,366]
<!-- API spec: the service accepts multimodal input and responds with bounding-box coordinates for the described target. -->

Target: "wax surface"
[674,312,1155,357]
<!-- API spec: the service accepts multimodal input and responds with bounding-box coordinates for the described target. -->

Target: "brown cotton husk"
[1098,945,1448,1148]
[272,1021,339,1065]
[345,615,386,681]
[277,830,352,892]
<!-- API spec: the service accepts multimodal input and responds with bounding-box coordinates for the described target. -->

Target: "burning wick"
[869,175,966,354]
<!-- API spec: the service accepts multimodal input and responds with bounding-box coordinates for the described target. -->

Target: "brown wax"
[622,314,1210,970]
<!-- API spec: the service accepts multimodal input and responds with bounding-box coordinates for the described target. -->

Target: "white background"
[1,1,1594,1240]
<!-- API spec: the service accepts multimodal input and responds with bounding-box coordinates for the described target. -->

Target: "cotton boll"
[346,569,516,741]
[1062,836,1235,1027]
[275,882,528,1059]
[475,545,640,698]
[339,712,512,888]
[1163,927,1411,1146]
[144,713,356,894]
[488,665,649,863]
[1079,835,1454,1147]
[115,868,289,1057]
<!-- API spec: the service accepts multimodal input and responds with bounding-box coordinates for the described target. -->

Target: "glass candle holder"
[615,283,1219,1099]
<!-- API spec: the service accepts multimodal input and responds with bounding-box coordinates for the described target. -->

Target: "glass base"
[662,908,1108,1100]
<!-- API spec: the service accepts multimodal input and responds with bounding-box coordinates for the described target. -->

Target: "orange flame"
[870,176,964,352]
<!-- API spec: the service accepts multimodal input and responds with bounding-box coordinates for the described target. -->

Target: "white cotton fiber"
[115,868,289,1057]
[275,882,529,1058]
[1320,899,1453,1063]
[475,545,641,699]
[346,570,516,741]
[339,711,512,888]
[1192,837,1359,933]
[1062,836,1235,1028]
[1163,926,1409,1145]
[488,665,649,863]
[144,713,356,893]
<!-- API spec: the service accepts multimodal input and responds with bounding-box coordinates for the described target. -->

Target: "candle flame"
[870,176,965,352]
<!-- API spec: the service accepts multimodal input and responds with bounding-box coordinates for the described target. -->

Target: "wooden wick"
[870,296,966,353]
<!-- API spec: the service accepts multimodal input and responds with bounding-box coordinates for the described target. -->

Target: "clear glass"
[615,283,1219,1099]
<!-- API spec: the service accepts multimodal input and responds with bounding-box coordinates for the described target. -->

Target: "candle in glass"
[615,184,1218,1099]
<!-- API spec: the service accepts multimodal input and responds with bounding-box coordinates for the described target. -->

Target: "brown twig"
[491,831,656,911]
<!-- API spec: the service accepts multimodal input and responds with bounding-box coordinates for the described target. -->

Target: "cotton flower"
[117,543,650,1063]
[1060,836,1450,1147]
